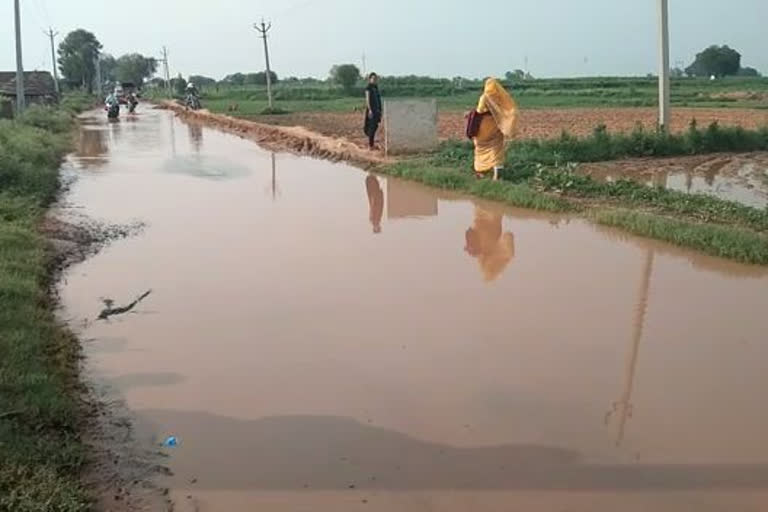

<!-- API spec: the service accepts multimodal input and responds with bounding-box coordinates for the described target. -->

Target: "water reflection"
[365,174,384,234]
[387,178,438,219]
[605,249,655,447]
[188,122,203,153]
[464,207,515,282]
[265,153,281,200]
[581,154,768,209]
[76,128,109,168]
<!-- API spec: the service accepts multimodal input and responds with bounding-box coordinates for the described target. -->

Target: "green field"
[174,75,768,116]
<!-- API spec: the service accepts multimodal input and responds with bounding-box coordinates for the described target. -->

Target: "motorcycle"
[127,98,138,114]
[185,93,201,111]
[106,102,120,119]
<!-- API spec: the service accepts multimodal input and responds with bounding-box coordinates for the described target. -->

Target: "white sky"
[2,0,766,80]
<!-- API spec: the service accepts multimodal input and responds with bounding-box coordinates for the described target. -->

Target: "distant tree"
[685,45,741,78]
[99,54,117,84]
[189,75,217,88]
[505,69,527,82]
[736,66,761,77]
[147,77,166,88]
[330,64,361,93]
[58,29,102,92]
[114,53,157,87]
[222,73,246,86]
[171,74,187,95]
[670,67,685,78]
[244,71,278,85]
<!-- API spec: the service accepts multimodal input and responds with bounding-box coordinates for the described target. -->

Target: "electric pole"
[658,0,670,129]
[44,28,60,96]
[253,20,274,109]
[160,47,171,97]
[14,0,26,113]
[362,53,367,77]
[94,52,103,97]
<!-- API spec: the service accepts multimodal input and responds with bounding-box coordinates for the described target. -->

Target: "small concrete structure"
[383,99,438,155]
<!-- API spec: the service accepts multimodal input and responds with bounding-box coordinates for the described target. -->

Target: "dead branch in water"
[98,289,152,320]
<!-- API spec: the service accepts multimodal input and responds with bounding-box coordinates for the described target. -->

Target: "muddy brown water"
[578,153,768,209]
[60,108,768,511]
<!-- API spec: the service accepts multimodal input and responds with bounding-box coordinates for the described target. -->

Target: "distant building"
[0,71,58,113]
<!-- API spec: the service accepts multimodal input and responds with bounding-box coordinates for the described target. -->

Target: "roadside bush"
[18,105,74,134]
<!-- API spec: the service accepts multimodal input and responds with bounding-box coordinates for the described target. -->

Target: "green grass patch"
[383,161,576,213]
[429,122,768,233]
[196,75,768,114]
[592,209,768,264]
[0,95,92,511]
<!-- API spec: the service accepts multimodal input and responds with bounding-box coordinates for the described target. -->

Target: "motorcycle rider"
[105,89,120,118]
[185,82,201,109]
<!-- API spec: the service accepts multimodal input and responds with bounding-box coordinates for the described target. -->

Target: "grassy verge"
[435,121,768,169]
[378,158,768,265]
[0,95,94,511]
[384,162,576,213]
[591,209,768,264]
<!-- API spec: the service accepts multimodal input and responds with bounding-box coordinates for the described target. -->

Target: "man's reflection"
[188,122,203,153]
[76,129,109,168]
[465,207,515,282]
[365,174,384,234]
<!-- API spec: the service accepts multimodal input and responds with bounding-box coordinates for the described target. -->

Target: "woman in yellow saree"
[473,78,519,180]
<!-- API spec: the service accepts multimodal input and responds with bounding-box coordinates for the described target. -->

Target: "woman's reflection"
[76,129,109,168]
[465,207,515,282]
[365,174,384,234]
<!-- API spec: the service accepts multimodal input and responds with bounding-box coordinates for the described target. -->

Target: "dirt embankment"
[256,107,768,147]
[161,101,391,166]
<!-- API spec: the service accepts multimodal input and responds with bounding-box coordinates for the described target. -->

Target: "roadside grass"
[384,162,577,213]
[591,209,768,265]
[0,99,93,511]
[434,121,768,169]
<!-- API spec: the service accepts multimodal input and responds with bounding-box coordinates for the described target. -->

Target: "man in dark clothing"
[363,73,382,150]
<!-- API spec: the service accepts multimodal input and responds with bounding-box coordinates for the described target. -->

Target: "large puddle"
[61,109,768,511]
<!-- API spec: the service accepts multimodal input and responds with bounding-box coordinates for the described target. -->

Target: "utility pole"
[253,20,274,109]
[160,46,171,97]
[44,29,60,96]
[14,0,26,113]
[362,53,367,77]
[657,0,670,129]
[94,52,103,97]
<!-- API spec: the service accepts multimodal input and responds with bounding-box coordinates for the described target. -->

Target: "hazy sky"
[2,0,766,80]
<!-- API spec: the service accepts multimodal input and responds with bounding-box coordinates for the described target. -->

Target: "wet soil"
[162,102,390,166]
[61,107,768,511]
[578,152,768,208]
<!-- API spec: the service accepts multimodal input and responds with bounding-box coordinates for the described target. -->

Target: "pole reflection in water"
[168,112,177,157]
[605,248,655,447]
[365,174,384,234]
[265,153,281,200]
[464,206,515,282]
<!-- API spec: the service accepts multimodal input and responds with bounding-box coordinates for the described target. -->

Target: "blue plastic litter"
[163,436,179,447]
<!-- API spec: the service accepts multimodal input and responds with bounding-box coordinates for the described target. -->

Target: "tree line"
[57,29,158,91]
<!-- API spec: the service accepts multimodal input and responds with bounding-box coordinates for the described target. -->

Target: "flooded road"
[61,109,768,511]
